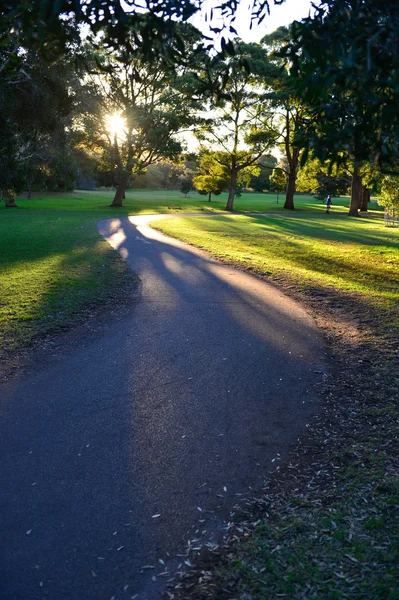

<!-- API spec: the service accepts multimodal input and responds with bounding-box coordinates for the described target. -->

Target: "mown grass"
[11,188,370,214]
[154,210,399,322]
[0,207,135,355]
[0,188,213,355]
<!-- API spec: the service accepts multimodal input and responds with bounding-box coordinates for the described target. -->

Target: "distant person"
[326,195,332,214]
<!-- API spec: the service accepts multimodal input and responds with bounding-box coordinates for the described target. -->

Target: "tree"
[270,168,286,203]
[193,152,230,202]
[262,26,308,210]
[1,1,288,74]
[378,174,399,225]
[195,40,279,211]
[0,1,197,73]
[78,27,199,207]
[296,156,351,199]
[250,154,278,191]
[180,176,194,197]
[0,48,78,205]
[285,0,399,216]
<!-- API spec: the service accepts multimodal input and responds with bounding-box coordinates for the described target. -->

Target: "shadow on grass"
[248,213,397,247]
[154,213,399,321]
[0,211,135,354]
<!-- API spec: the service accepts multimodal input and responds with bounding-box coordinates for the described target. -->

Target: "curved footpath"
[0,214,327,600]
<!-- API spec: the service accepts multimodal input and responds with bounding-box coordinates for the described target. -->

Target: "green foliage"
[261,25,307,210]
[77,31,199,204]
[0,49,79,203]
[0,1,282,75]
[0,1,198,71]
[249,154,278,192]
[296,156,351,198]
[179,176,193,197]
[295,160,319,194]
[270,169,286,192]
[193,152,229,200]
[286,0,399,168]
[194,40,279,210]
[378,175,399,211]
[194,150,260,200]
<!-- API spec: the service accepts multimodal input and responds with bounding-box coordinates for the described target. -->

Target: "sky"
[190,0,319,44]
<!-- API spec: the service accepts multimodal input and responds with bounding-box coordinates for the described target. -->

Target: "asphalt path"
[0,214,327,600]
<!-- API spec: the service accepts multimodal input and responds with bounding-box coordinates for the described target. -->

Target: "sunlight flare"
[106,113,126,139]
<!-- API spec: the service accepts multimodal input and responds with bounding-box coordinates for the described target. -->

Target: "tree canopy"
[286,0,399,168]
[2,0,399,216]
[0,0,286,72]
[0,48,80,205]
[77,28,199,206]
[194,40,279,210]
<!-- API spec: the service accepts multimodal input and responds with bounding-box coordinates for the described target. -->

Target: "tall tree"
[79,26,199,207]
[195,40,279,211]
[0,47,78,206]
[194,150,258,201]
[285,0,399,216]
[262,26,308,210]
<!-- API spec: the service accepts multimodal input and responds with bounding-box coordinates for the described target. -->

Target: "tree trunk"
[349,166,362,216]
[111,176,128,207]
[284,148,299,210]
[4,189,17,207]
[284,170,296,210]
[225,167,237,212]
[28,181,32,199]
[208,193,212,202]
[360,186,370,212]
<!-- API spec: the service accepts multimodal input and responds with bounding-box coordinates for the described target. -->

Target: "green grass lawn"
[154,210,399,323]
[11,188,376,214]
[0,204,131,355]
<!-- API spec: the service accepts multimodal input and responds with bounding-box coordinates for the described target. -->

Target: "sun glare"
[106,113,126,139]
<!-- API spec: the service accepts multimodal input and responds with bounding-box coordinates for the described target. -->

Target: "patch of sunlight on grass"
[153,213,399,313]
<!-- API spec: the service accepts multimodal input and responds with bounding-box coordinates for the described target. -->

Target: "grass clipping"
[164,286,399,600]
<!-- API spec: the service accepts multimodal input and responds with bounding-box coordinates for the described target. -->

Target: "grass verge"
[0,195,137,362]
[152,211,399,599]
